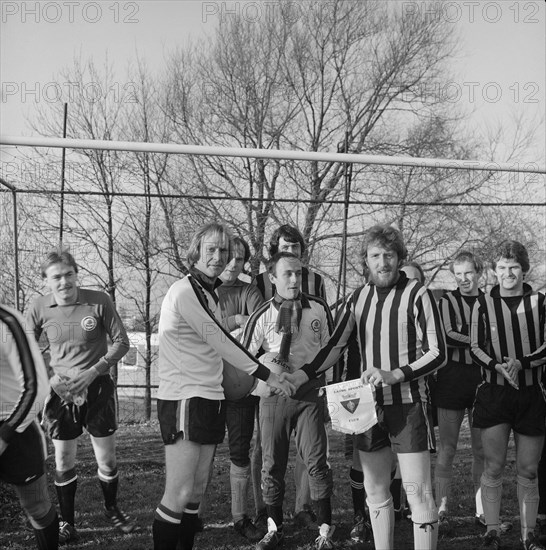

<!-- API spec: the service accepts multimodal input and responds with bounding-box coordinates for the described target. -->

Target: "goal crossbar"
[2,135,544,174]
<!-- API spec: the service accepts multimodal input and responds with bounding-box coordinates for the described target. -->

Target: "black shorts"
[0,421,47,485]
[472,382,546,436]
[354,402,435,454]
[436,363,481,410]
[157,397,226,445]
[42,375,117,440]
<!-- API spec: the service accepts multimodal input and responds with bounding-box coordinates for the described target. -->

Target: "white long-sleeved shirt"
[157,271,270,401]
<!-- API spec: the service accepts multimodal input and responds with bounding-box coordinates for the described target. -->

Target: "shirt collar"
[271,292,311,309]
[191,268,222,293]
[490,282,533,299]
[47,288,83,308]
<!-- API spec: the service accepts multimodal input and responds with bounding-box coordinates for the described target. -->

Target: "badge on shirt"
[81,316,98,331]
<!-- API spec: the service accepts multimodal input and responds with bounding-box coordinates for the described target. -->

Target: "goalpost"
[1,134,545,311]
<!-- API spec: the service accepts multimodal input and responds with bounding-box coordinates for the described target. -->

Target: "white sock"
[367,497,394,550]
[412,509,439,550]
[230,462,250,523]
[518,475,539,541]
[481,472,502,533]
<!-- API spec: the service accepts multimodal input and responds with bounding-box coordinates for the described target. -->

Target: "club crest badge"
[340,399,359,414]
[81,316,97,331]
[311,319,321,333]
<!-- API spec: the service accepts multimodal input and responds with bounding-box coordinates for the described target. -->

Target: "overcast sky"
[1,0,545,165]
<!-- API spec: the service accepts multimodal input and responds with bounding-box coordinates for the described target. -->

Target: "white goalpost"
[1,135,545,174]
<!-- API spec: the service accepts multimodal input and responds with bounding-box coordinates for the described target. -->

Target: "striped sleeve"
[519,292,546,369]
[241,301,272,355]
[469,296,496,371]
[439,294,470,348]
[399,288,447,382]
[301,290,359,379]
[0,305,49,443]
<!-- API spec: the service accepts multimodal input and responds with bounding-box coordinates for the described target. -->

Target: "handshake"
[265,370,310,398]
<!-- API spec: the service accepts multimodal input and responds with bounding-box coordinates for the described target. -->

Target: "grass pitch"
[1,404,521,549]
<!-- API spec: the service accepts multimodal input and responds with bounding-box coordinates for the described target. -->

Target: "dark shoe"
[500,520,513,533]
[483,529,501,549]
[475,515,512,533]
[104,505,136,534]
[256,519,284,550]
[536,516,546,544]
[254,508,268,532]
[58,521,79,544]
[315,523,336,549]
[350,513,371,544]
[293,508,318,530]
[523,532,546,550]
[234,515,264,542]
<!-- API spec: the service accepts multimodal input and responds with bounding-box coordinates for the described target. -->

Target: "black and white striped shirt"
[0,304,50,443]
[470,284,546,387]
[301,273,446,406]
[439,289,482,366]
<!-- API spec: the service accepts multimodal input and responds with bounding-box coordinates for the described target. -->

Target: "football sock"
[518,475,539,541]
[350,467,366,518]
[472,457,484,516]
[179,502,200,550]
[316,497,332,526]
[98,467,119,509]
[33,507,59,550]
[412,509,439,550]
[55,468,77,525]
[153,504,182,550]
[230,462,250,523]
[266,504,283,529]
[367,497,394,550]
[481,472,502,532]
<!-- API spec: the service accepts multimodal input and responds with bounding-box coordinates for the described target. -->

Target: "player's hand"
[504,356,522,377]
[235,314,249,328]
[0,437,8,457]
[67,368,98,395]
[362,367,401,387]
[495,361,519,390]
[280,370,309,390]
[266,372,295,397]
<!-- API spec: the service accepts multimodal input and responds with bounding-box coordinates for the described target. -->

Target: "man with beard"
[283,224,446,550]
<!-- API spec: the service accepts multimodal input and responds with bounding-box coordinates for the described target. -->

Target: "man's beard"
[369,269,399,288]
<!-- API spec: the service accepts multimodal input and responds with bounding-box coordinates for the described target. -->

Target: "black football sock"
[350,467,367,518]
[98,467,119,509]
[153,504,182,550]
[33,507,59,550]
[55,469,77,525]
